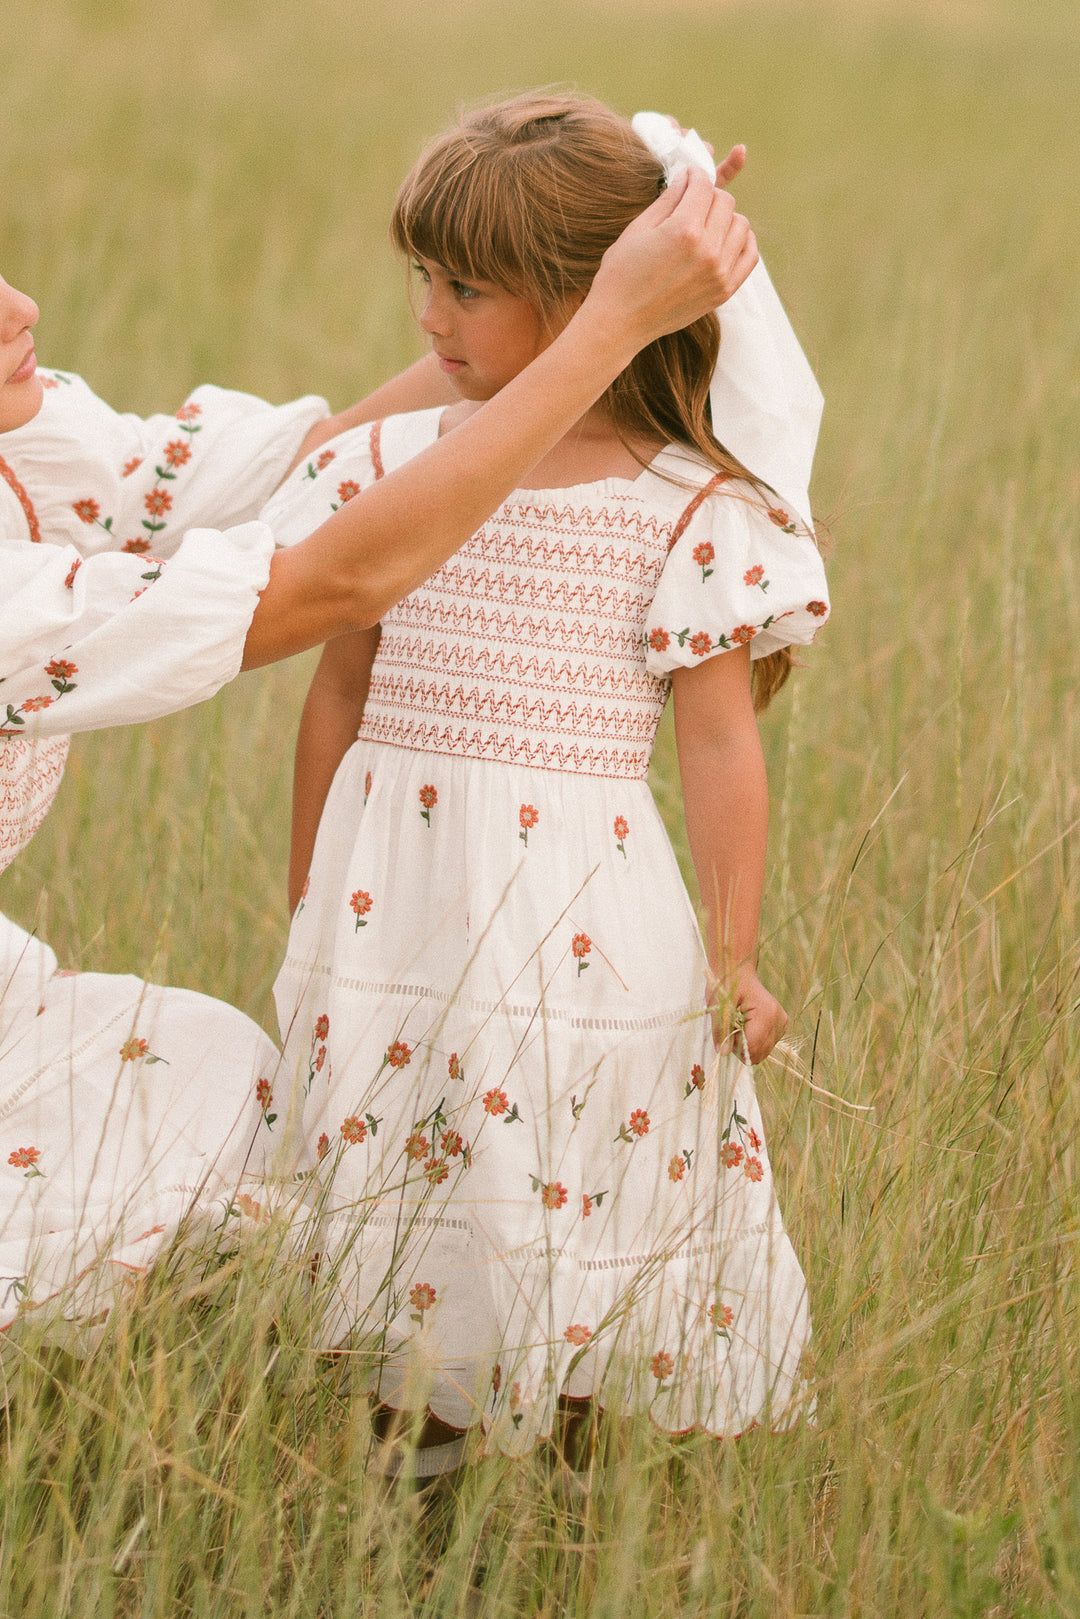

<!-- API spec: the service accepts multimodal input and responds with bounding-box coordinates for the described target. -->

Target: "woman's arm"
[288,627,380,913]
[290,356,458,470]
[242,171,756,667]
[672,645,787,1064]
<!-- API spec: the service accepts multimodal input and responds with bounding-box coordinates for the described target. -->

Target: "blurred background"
[3,2,1080,1609]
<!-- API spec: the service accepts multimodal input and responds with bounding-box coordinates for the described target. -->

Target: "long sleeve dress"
[262,408,830,1455]
[0,368,327,1343]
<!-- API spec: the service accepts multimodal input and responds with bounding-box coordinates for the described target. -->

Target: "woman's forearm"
[290,356,459,470]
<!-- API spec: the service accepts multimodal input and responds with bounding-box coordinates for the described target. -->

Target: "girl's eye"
[451,281,480,302]
[411,263,431,284]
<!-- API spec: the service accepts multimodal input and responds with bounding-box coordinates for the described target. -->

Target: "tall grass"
[2,0,1080,1610]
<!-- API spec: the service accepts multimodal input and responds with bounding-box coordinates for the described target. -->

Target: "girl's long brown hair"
[391,92,807,710]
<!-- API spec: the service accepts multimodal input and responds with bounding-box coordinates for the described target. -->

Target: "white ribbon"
[631,111,823,533]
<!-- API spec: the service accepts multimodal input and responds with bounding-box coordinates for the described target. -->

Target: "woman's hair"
[391,92,802,710]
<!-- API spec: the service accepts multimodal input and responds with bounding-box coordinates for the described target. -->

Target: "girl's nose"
[418,286,453,339]
[0,277,39,342]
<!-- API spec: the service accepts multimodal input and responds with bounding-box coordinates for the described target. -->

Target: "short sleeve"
[644,480,830,675]
[258,408,443,547]
[0,370,328,559]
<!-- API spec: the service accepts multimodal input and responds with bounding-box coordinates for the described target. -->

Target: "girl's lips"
[436,354,466,374]
[6,346,36,385]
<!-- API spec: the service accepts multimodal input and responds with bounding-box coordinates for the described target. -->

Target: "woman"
[0,164,780,1340]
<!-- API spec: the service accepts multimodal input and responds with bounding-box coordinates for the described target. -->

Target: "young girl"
[263,94,829,1468]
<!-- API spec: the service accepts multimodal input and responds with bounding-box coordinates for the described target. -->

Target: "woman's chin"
[0,373,44,434]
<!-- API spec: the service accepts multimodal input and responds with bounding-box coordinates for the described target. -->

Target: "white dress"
[264,410,830,1454]
[0,368,327,1341]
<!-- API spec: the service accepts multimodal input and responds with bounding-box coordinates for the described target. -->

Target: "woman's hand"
[585,167,757,350]
[716,967,788,1066]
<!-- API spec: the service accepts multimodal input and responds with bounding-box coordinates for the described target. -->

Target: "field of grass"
[2,0,1080,1611]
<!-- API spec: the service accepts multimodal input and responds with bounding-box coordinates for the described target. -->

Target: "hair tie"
[632,111,823,535]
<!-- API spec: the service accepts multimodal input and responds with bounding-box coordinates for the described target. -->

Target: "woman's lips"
[6,346,37,385]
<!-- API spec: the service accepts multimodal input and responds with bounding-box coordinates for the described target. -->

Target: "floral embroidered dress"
[265,408,830,1454]
[0,367,327,1340]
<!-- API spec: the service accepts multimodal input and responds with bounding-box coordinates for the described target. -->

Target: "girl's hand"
[586,167,758,349]
[715,969,788,1066]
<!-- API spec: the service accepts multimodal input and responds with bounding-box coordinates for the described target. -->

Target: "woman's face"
[0,275,42,433]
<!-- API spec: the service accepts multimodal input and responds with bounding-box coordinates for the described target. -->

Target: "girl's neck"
[439,397,666,490]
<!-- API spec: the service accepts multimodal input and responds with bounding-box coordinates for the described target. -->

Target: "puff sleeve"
[0,369,328,560]
[644,479,829,675]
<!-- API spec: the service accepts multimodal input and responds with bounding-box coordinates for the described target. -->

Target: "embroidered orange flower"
[122,537,151,554]
[647,627,670,652]
[21,695,53,712]
[340,1116,367,1145]
[668,1155,686,1182]
[410,1282,436,1315]
[235,1192,265,1222]
[540,1181,568,1210]
[314,1045,327,1072]
[72,498,100,524]
[519,803,539,846]
[767,506,796,532]
[175,402,202,423]
[483,1088,508,1116]
[689,1063,706,1091]
[629,1109,650,1137]
[44,660,77,681]
[317,1132,330,1160]
[419,783,437,824]
[122,457,143,477]
[651,1350,674,1383]
[163,439,192,468]
[350,889,372,928]
[748,1127,762,1152]
[744,1155,764,1182]
[386,1040,412,1069]
[364,770,372,800]
[316,448,336,470]
[337,480,360,504]
[807,600,828,617]
[709,1302,734,1331]
[571,932,591,975]
[119,1037,149,1061]
[424,1156,449,1186]
[314,1014,329,1042]
[721,1142,744,1169]
[440,1129,463,1158]
[564,1323,592,1347]
[689,631,712,657]
[7,1147,40,1170]
[64,558,82,589]
[144,488,172,518]
[692,540,715,581]
[613,815,629,841]
[448,1052,461,1081]
[256,1078,273,1111]
[405,1132,429,1161]
[581,1192,594,1218]
[730,624,756,646]
[744,564,765,586]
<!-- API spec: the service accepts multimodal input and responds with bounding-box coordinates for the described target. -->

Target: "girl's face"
[414,257,551,401]
[0,274,42,433]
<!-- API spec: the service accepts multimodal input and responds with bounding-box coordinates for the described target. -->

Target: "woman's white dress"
[264,410,830,1453]
[0,368,327,1341]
